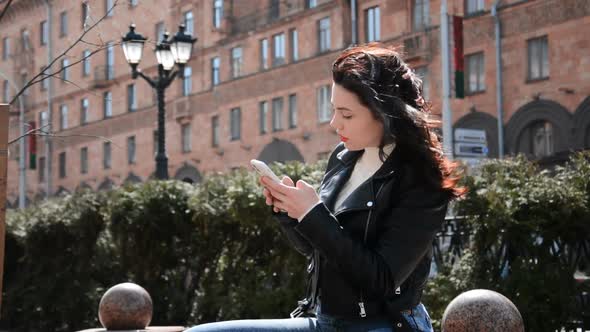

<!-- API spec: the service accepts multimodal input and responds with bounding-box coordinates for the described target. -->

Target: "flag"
[453,15,464,98]
[29,121,36,169]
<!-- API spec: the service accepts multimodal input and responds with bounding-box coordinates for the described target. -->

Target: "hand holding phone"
[250,159,282,183]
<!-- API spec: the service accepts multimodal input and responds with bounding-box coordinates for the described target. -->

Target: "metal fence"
[432,215,590,331]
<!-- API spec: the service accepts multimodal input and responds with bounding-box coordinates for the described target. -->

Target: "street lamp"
[121,24,197,179]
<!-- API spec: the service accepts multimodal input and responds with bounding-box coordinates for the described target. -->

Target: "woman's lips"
[339,135,349,142]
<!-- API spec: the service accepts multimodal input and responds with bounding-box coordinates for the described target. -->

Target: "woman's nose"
[329,113,340,130]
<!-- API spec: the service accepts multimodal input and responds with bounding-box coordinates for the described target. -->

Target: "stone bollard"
[76,282,185,332]
[442,289,525,332]
[98,282,154,330]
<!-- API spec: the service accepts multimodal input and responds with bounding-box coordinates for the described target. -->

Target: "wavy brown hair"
[332,43,466,199]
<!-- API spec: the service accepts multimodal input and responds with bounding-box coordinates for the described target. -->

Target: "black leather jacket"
[275,143,450,327]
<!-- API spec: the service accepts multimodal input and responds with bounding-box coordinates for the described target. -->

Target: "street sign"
[454,128,487,143]
[455,142,489,157]
[454,128,488,158]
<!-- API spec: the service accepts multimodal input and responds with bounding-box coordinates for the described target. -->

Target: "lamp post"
[121,24,196,179]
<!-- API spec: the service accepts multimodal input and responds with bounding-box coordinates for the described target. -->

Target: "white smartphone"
[250,159,282,183]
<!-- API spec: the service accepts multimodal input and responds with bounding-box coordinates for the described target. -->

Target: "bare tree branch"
[8,0,121,105]
[8,123,51,145]
[10,124,124,150]
[0,0,14,24]
[28,43,124,101]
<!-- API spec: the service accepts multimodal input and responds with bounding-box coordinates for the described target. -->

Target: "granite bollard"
[442,289,524,332]
[98,282,153,330]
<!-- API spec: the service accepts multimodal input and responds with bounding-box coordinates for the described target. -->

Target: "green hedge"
[3,154,589,331]
[423,152,590,331]
[2,161,323,332]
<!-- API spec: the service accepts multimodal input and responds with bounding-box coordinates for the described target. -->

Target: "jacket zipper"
[358,206,373,318]
[358,182,386,318]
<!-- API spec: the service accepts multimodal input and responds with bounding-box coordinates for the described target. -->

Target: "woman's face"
[330,82,384,151]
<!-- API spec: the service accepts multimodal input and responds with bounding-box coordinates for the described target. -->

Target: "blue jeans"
[184,303,433,332]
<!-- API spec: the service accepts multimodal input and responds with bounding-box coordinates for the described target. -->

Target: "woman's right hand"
[262,187,279,213]
[261,176,294,213]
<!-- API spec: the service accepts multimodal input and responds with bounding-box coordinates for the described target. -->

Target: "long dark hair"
[332,43,465,199]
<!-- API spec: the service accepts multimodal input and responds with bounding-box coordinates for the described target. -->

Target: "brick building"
[3,0,590,208]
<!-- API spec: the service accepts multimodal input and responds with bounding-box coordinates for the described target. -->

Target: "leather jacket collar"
[320,145,402,214]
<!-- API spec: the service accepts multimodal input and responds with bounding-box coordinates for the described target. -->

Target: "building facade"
[3,0,590,207]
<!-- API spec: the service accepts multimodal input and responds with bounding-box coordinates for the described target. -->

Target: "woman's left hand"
[261,176,320,221]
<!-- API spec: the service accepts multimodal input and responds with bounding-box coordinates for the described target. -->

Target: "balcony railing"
[93,65,114,88]
[401,30,432,61]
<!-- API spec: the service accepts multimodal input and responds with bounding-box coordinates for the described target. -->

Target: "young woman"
[186,43,464,332]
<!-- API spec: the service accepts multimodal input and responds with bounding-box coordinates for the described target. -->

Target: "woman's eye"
[343,115,352,119]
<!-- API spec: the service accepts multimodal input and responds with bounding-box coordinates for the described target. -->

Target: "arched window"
[526,121,554,158]
[531,121,553,157]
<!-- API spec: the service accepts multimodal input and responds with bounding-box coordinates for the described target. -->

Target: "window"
[213,0,223,28]
[184,11,194,35]
[80,98,89,125]
[155,21,165,43]
[2,37,9,60]
[181,124,191,153]
[414,66,429,100]
[183,67,192,96]
[103,141,112,169]
[106,0,114,16]
[528,36,549,81]
[211,57,220,86]
[259,101,268,134]
[231,47,243,78]
[20,29,31,51]
[212,115,220,147]
[273,33,286,66]
[260,38,269,70]
[366,6,380,42]
[61,58,70,81]
[40,21,48,45]
[82,2,90,28]
[106,43,114,80]
[39,156,46,182]
[413,0,429,31]
[104,91,112,118]
[306,0,317,9]
[526,121,554,158]
[230,107,241,140]
[270,0,280,20]
[40,66,48,91]
[289,94,297,128]
[82,49,91,76]
[59,152,66,178]
[59,104,68,130]
[2,80,9,103]
[318,17,331,53]
[127,136,136,164]
[290,29,298,62]
[60,11,68,36]
[127,84,137,112]
[465,0,484,15]
[272,97,283,131]
[466,52,485,93]
[317,85,332,123]
[80,147,88,174]
[39,111,48,129]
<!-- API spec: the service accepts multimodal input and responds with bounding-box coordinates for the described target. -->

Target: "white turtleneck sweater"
[297,143,396,222]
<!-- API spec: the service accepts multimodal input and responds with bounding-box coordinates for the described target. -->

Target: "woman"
[186,43,464,332]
